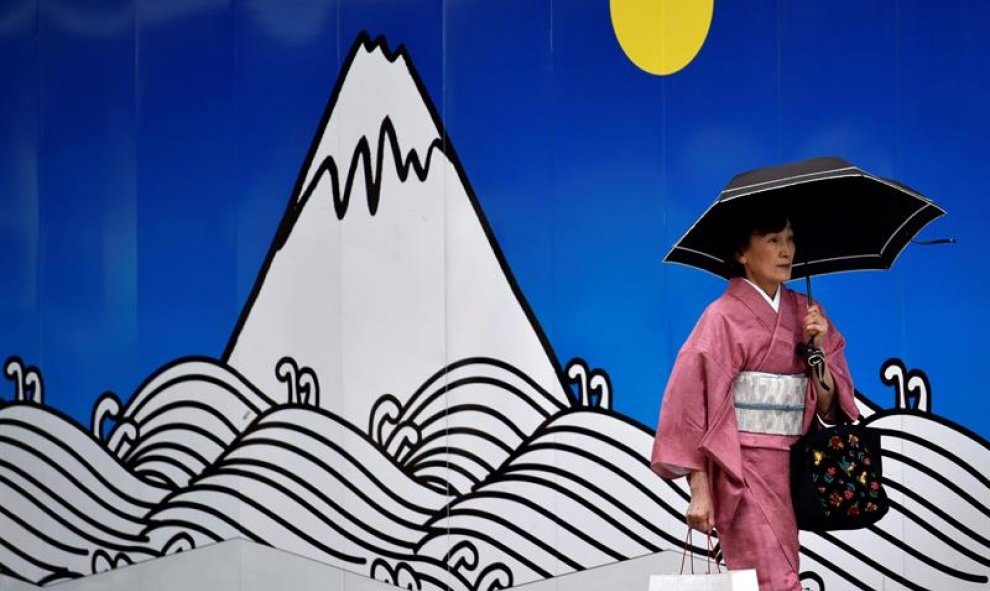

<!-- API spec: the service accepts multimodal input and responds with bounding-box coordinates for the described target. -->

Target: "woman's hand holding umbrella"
[803,304,828,348]
[803,304,836,413]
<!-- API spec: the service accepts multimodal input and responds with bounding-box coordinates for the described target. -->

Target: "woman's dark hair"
[725,203,793,277]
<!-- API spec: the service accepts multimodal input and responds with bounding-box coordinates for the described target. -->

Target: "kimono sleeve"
[651,346,736,480]
[812,309,860,423]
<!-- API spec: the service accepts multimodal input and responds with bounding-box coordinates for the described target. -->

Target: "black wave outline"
[407,446,497,477]
[418,474,449,491]
[133,454,198,485]
[0,534,75,585]
[425,410,699,564]
[0,491,89,556]
[220,442,432,533]
[799,545,872,591]
[394,357,566,429]
[427,527,552,580]
[0,462,155,553]
[0,420,167,511]
[405,427,515,466]
[867,422,990,492]
[0,456,151,546]
[564,407,697,505]
[884,496,990,569]
[228,414,444,516]
[392,376,554,455]
[481,408,694,530]
[447,490,628,563]
[0,413,168,507]
[127,443,224,485]
[501,440,687,529]
[0,446,151,527]
[490,416,728,558]
[129,399,243,446]
[866,520,988,582]
[220,32,572,401]
[121,356,271,422]
[37,571,83,586]
[89,391,123,443]
[816,530,959,590]
[144,499,266,546]
[416,403,528,443]
[882,478,990,550]
[210,465,420,552]
[495,467,681,551]
[410,460,480,491]
[394,401,519,491]
[143,519,224,545]
[861,406,989,450]
[371,556,476,591]
[150,487,457,578]
[128,423,230,466]
[126,441,211,475]
[798,570,826,590]
[438,507,589,577]
[504,473,666,553]
[881,449,989,518]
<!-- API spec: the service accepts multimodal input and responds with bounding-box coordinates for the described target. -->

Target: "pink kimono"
[651,279,859,591]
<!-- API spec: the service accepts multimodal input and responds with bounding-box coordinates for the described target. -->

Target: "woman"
[651,210,860,590]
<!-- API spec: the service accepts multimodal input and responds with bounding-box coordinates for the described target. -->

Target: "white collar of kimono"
[742,278,781,313]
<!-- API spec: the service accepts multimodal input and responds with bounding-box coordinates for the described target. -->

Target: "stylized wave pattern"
[0,405,169,585]
[118,358,275,488]
[2,359,987,590]
[372,357,571,495]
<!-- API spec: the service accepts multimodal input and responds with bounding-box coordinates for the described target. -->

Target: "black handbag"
[790,420,890,531]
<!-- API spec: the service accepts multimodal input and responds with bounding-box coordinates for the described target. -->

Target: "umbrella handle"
[805,275,814,309]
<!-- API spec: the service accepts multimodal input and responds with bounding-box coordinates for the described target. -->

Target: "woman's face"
[737,221,795,295]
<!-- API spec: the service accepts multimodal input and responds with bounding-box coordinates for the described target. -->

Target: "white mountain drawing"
[223,36,571,430]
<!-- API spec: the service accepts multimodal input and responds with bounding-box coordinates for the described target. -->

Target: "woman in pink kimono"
[651,211,860,591]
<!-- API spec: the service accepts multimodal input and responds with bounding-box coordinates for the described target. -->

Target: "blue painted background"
[0,0,986,437]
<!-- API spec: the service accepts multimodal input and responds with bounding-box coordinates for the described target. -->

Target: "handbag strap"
[680,529,722,575]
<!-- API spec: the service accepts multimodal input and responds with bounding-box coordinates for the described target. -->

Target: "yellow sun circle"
[610,0,714,76]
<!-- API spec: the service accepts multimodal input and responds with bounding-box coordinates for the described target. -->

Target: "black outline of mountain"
[220,31,571,400]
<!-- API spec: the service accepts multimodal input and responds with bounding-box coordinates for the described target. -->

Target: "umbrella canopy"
[665,156,946,280]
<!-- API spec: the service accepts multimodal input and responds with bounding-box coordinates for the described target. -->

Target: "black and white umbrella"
[665,156,946,284]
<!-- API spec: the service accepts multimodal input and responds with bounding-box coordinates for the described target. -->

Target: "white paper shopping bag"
[650,530,759,590]
[648,569,759,591]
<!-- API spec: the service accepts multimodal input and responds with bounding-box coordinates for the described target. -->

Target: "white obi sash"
[732,371,807,436]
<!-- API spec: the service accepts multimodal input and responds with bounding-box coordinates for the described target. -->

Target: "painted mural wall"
[0,1,988,590]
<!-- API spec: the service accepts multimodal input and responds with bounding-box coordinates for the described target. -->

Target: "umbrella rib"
[672,246,726,263]
[663,199,725,261]
[664,258,733,280]
[879,202,945,260]
[879,205,927,256]
[720,167,859,197]
[869,176,942,206]
[719,172,864,202]
[794,254,883,267]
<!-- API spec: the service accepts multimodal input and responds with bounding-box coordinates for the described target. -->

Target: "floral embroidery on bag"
[810,430,883,518]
